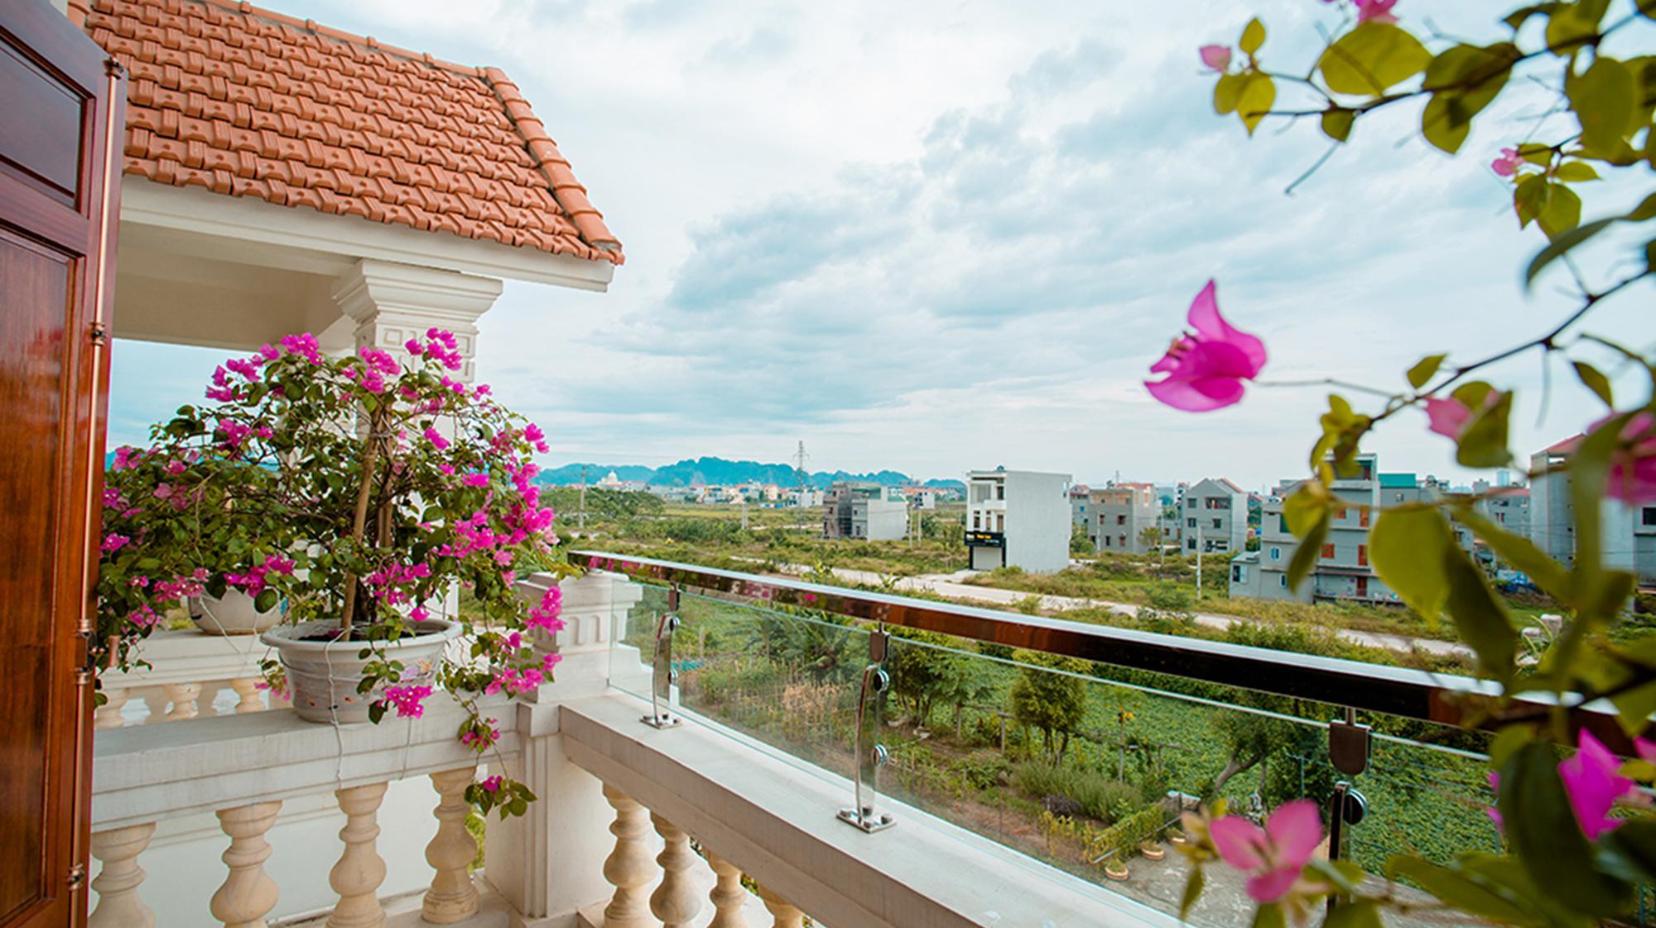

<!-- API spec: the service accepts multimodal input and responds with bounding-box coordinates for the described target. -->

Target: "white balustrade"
[422,766,480,923]
[705,852,750,928]
[327,782,388,928]
[89,823,156,928]
[649,813,702,928]
[210,801,282,928]
[598,785,654,928]
[759,888,805,928]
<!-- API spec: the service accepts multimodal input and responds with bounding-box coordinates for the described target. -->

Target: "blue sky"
[109,0,1655,490]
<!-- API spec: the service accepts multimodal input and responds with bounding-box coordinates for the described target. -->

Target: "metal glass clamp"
[839,629,895,833]
[641,586,682,729]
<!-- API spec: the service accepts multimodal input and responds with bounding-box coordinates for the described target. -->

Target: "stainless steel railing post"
[839,628,894,833]
[641,586,682,729]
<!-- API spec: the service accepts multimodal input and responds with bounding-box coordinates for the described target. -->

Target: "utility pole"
[578,464,587,532]
[1195,522,1204,599]
[792,440,809,530]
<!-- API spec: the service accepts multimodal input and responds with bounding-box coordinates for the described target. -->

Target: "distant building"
[905,487,939,509]
[1528,437,1655,585]
[1473,478,1530,539]
[822,483,908,541]
[965,469,1072,572]
[1074,483,1160,554]
[789,488,825,508]
[1183,478,1247,554]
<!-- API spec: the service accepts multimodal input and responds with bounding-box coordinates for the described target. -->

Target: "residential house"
[1182,478,1247,553]
[1529,438,1656,585]
[965,468,1072,572]
[822,483,908,540]
[1080,483,1161,554]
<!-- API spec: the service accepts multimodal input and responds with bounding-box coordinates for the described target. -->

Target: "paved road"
[778,565,1471,659]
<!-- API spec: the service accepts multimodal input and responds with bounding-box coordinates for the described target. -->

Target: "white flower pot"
[260,618,460,723]
[189,590,286,635]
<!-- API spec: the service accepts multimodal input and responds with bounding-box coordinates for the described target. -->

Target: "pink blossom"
[464,473,491,488]
[1209,800,1323,903]
[1638,738,1656,764]
[1145,279,1268,412]
[101,533,130,553]
[112,446,141,470]
[382,684,433,719]
[527,587,564,633]
[405,338,425,356]
[424,427,450,451]
[480,775,503,793]
[1491,147,1522,177]
[461,720,501,749]
[1424,390,1501,441]
[1353,0,1398,23]
[1199,45,1232,71]
[542,651,562,674]
[1604,412,1656,505]
[279,332,323,364]
[1560,730,1637,840]
[165,459,187,476]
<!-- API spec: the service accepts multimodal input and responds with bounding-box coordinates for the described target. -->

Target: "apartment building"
[1182,477,1248,553]
[1074,483,1160,554]
[822,483,908,541]
[966,469,1073,572]
[1529,438,1656,585]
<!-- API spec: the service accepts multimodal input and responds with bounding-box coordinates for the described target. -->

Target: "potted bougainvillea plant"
[96,328,568,817]
[1157,1,1656,925]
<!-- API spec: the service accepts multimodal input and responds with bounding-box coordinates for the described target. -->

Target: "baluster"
[705,851,750,928]
[599,785,654,928]
[230,677,265,714]
[422,767,479,923]
[328,782,388,928]
[89,823,156,928]
[94,688,129,730]
[210,801,282,928]
[141,690,169,724]
[649,813,702,928]
[758,887,805,928]
[164,682,201,721]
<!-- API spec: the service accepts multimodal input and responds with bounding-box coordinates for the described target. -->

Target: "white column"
[210,801,282,928]
[705,851,750,928]
[327,782,388,928]
[330,259,501,383]
[423,767,480,923]
[599,785,654,928]
[89,823,156,928]
[649,813,702,928]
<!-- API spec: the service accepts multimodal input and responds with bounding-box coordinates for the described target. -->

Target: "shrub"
[1012,762,1142,823]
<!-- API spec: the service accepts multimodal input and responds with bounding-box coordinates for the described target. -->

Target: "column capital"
[331,259,503,381]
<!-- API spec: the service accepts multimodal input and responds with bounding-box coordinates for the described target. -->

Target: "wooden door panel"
[0,228,72,923]
[0,3,123,926]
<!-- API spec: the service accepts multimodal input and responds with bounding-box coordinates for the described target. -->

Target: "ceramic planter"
[1139,841,1166,860]
[261,618,460,723]
[1104,860,1130,881]
[189,590,285,635]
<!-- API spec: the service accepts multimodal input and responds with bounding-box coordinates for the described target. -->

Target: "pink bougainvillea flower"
[1424,390,1500,441]
[480,775,503,793]
[1353,0,1398,23]
[1638,738,1656,764]
[101,533,130,554]
[1145,279,1267,412]
[1199,44,1232,71]
[1491,147,1522,177]
[1603,412,1656,505]
[381,683,433,719]
[1560,730,1637,840]
[1209,799,1324,903]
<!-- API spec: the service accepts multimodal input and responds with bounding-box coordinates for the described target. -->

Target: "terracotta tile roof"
[78,0,622,264]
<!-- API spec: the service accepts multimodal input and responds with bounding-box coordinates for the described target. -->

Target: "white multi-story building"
[822,483,908,541]
[965,469,1072,572]
[1529,438,1656,586]
[1182,477,1248,554]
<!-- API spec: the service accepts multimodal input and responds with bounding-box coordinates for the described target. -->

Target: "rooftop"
[81,0,623,263]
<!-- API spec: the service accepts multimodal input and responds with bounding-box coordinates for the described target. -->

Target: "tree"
[1070,520,1094,555]
[1009,650,1090,764]
[1137,525,1163,556]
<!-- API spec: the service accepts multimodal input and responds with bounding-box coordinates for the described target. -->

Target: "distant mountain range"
[537,456,965,491]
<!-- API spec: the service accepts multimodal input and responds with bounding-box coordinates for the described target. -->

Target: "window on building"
[1359,508,1370,528]
[1212,518,1222,529]
[1232,564,1246,582]
[1187,517,1197,528]
[1278,515,1288,533]
[1104,536,1112,547]
[1269,546,1281,560]
[972,512,980,529]
[1116,514,1126,525]
[1358,544,1368,567]
[1334,505,1347,520]
[1321,543,1335,559]
[1278,575,1287,588]
[1119,535,1127,548]
[995,484,1004,501]
[1188,539,1196,550]
[1644,507,1656,526]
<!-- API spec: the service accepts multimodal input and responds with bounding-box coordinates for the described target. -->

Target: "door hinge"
[89,322,109,345]
[67,863,86,889]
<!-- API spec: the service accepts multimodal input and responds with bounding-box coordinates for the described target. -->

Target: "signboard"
[964,530,1005,547]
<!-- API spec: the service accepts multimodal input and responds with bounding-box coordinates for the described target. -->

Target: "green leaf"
[1546,0,1611,54]
[1179,864,1205,920]
[1500,741,1630,916]
[1629,191,1656,221]
[1283,483,1329,537]
[1554,161,1600,182]
[1237,73,1276,135]
[1420,43,1518,154]
[1568,57,1635,154]
[1321,107,1355,142]
[1370,507,1456,624]
[1214,72,1245,114]
[1441,544,1518,683]
[1514,174,1549,228]
[254,588,279,613]
[1319,22,1431,96]
[1538,183,1583,239]
[1455,506,1571,601]
[1287,512,1328,593]
[1572,360,1614,407]
[1323,900,1383,928]
[1251,902,1286,928]
[1386,856,1542,926]
[1525,217,1618,286]
[1598,821,1656,884]
[1239,17,1266,56]
[1456,390,1513,467]
[1566,414,1627,608]
[1407,353,1446,389]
